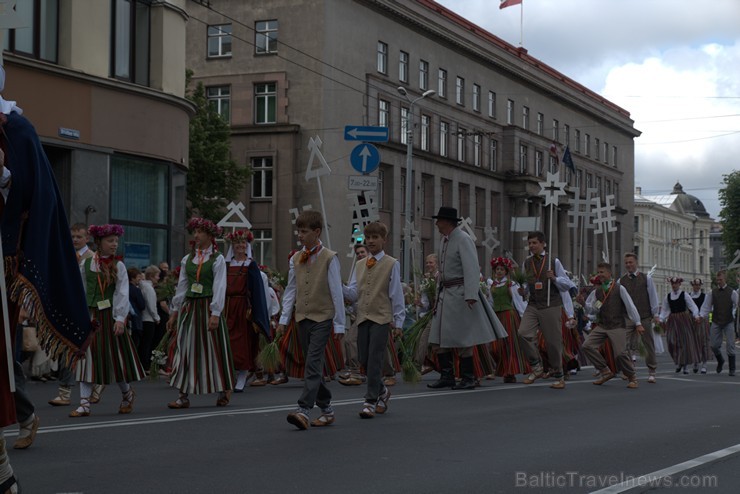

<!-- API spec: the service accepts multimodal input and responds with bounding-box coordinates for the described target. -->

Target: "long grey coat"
[429,227,507,348]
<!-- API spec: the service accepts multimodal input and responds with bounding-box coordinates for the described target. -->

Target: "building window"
[251,157,273,199]
[457,128,466,163]
[420,114,430,151]
[519,144,528,174]
[472,84,481,112]
[378,99,389,127]
[252,230,273,268]
[552,119,559,141]
[564,124,570,147]
[549,155,557,174]
[255,20,278,54]
[206,86,230,122]
[507,99,514,124]
[112,0,150,85]
[522,106,530,130]
[585,134,591,156]
[634,215,639,232]
[575,129,581,152]
[400,106,409,145]
[473,134,481,167]
[595,138,600,161]
[207,23,232,58]
[603,142,609,165]
[612,146,618,167]
[377,41,387,73]
[440,121,449,157]
[576,169,583,191]
[419,60,429,90]
[399,50,409,83]
[536,112,543,135]
[6,0,59,63]
[438,69,447,98]
[255,83,277,124]
[489,139,498,171]
[535,150,543,177]
[455,76,465,105]
[111,154,170,267]
[488,91,496,118]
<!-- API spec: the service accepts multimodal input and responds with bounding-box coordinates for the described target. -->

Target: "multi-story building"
[1,0,192,265]
[186,0,640,278]
[634,182,714,300]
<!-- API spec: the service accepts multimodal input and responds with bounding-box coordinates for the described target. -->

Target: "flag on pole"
[562,145,576,172]
[500,0,523,9]
[548,142,559,161]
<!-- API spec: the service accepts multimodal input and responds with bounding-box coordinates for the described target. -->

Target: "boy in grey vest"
[699,270,739,376]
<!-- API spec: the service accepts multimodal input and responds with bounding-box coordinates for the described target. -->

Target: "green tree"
[718,170,740,261]
[186,73,250,220]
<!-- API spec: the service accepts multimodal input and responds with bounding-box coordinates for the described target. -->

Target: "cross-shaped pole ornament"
[538,172,567,305]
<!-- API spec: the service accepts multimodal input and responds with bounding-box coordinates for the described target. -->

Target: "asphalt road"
[7,353,740,494]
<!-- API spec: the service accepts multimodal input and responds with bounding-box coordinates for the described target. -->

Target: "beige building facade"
[186,0,640,278]
[2,0,192,265]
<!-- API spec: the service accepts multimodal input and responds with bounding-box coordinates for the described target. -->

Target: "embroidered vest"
[710,288,733,326]
[525,254,563,309]
[596,282,624,330]
[491,283,514,312]
[355,255,396,326]
[84,257,116,308]
[619,273,651,319]
[292,247,337,323]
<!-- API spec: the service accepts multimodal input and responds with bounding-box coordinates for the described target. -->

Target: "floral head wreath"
[690,278,702,286]
[490,256,513,272]
[186,217,222,237]
[224,229,254,243]
[89,224,124,239]
[667,276,684,284]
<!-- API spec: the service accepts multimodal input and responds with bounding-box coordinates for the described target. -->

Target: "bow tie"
[366,257,377,269]
[629,274,636,279]
[299,245,321,264]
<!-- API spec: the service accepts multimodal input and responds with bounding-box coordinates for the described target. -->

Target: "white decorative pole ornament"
[305,136,332,249]
[592,194,617,265]
[538,171,567,305]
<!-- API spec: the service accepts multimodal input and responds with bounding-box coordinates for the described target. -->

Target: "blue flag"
[562,145,575,172]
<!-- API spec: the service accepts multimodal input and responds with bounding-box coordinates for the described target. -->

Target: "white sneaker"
[648,374,656,384]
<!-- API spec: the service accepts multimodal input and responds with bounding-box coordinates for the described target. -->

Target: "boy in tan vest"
[277,211,345,430]
[343,222,405,418]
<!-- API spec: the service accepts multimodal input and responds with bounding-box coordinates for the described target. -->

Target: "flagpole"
[520,1,524,47]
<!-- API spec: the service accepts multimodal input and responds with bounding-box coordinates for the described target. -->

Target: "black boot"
[453,356,476,390]
[427,352,455,389]
[729,356,736,377]
[716,353,725,374]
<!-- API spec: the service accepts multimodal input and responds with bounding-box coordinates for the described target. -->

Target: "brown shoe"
[593,371,615,385]
[48,386,72,406]
[13,415,40,449]
[627,377,639,389]
[167,398,190,409]
[338,377,363,386]
[523,365,544,384]
[287,410,310,430]
[382,376,396,386]
[503,375,517,383]
[250,378,268,387]
[375,387,391,414]
[359,402,376,419]
[270,375,289,385]
[90,384,105,404]
[550,378,566,389]
[216,391,232,407]
[118,388,135,414]
[310,411,335,427]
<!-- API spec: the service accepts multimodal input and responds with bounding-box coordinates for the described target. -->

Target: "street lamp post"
[397,87,435,285]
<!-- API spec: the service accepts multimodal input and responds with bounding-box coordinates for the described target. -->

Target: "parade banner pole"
[0,230,16,392]
[538,172,566,308]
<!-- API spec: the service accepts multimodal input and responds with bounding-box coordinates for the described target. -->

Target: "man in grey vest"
[618,252,660,383]
[699,270,738,376]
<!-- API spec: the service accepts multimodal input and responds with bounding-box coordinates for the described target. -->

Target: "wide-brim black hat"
[432,206,462,222]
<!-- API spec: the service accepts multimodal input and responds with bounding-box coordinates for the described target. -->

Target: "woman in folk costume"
[688,278,710,374]
[71,224,145,417]
[660,277,701,374]
[488,257,529,383]
[166,218,234,409]
[223,230,270,392]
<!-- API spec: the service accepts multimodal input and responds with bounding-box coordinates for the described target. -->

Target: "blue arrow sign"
[350,144,380,174]
[344,126,389,142]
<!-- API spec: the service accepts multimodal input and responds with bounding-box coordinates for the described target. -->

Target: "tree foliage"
[186,73,251,221]
[718,170,740,261]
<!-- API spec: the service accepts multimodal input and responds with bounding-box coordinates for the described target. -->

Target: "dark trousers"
[138,321,157,368]
[13,361,34,423]
[297,319,333,410]
[358,320,390,403]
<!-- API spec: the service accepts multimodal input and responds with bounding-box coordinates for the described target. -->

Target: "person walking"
[699,271,738,376]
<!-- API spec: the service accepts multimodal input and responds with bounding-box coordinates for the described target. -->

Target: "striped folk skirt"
[76,308,145,385]
[169,298,235,394]
[666,311,700,366]
[492,309,531,377]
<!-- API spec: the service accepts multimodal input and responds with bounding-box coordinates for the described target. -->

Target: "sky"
[436,0,740,219]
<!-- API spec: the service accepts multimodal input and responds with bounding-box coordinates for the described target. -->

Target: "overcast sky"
[436,0,740,219]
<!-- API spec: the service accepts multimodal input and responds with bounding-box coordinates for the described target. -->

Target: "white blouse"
[172,245,227,317]
[80,255,129,323]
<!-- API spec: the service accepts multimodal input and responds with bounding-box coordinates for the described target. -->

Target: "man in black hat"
[427,207,506,390]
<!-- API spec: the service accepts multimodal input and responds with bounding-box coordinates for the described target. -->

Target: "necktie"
[299,245,320,264]
[367,257,377,269]
[76,252,81,264]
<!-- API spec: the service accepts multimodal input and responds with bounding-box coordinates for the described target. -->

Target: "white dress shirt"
[172,245,227,317]
[343,250,406,328]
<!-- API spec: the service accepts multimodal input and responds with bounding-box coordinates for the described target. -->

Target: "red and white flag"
[500,0,523,9]
[549,142,559,157]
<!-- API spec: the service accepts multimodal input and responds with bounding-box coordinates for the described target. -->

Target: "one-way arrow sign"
[344,126,389,142]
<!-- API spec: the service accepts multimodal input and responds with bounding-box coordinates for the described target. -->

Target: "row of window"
[206,82,277,124]
[207,20,278,58]
[377,40,619,167]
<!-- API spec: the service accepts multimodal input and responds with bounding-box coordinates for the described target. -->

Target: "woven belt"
[441,277,465,288]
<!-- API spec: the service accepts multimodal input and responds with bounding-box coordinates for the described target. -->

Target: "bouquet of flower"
[149,332,173,381]
[399,311,433,383]
[419,275,437,300]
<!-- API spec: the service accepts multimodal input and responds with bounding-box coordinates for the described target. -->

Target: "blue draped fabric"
[247,261,271,340]
[1,112,93,363]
